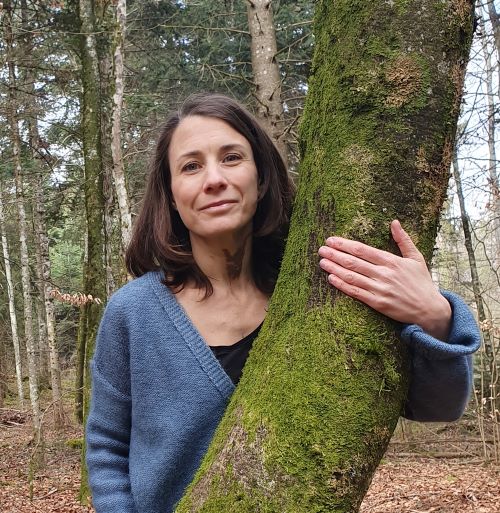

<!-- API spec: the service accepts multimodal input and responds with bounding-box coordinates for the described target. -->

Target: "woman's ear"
[257,181,264,200]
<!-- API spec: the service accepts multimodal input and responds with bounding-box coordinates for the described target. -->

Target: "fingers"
[319,257,375,290]
[323,236,393,267]
[326,272,377,306]
[390,220,424,261]
[318,245,383,281]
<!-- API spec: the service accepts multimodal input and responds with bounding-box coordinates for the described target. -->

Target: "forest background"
[0,0,499,512]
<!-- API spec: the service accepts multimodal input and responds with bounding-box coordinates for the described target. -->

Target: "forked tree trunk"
[176,1,475,511]
[246,0,288,164]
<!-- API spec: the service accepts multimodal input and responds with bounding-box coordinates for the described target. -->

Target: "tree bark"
[19,0,66,427]
[246,0,288,164]
[478,12,500,264]
[0,183,24,408]
[4,0,41,433]
[76,0,107,500]
[111,0,133,260]
[176,1,475,511]
[95,2,117,299]
[452,151,489,338]
[33,165,66,428]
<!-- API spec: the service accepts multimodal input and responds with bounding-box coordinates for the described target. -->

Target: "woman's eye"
[182,162,200,172]
[223,153,242,163]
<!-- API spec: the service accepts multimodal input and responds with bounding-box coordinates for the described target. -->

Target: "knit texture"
[86,273,480,513]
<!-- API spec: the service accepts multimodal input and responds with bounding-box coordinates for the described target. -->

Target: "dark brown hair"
[125,93,294,296]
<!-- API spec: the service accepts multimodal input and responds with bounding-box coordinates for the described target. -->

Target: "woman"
[86,93,480,513]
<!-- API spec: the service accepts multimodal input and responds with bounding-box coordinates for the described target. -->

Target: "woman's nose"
[203,162,228,192]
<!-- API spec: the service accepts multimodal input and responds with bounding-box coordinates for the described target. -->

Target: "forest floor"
[0,407,499,513]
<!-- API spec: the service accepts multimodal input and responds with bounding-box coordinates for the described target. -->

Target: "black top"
[210,323,263,385]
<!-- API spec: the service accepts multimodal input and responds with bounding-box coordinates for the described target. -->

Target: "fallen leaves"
[1,411,498,512]
[0,419,94,513]
[361,457,500,513]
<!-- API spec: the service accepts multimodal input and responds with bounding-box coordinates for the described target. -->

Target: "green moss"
[66,437,83,449]
[176,0,474,511]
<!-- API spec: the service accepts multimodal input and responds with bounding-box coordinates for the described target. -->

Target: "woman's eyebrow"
[219,143,248,152]
[175,143,248,164]
[175,150,201,164]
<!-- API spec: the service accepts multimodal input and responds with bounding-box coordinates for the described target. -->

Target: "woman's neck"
[189,231,254,290]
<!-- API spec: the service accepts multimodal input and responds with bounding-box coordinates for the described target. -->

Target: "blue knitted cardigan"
[86,271,480,513]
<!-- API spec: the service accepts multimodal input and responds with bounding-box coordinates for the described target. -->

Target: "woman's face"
[168,115,259,244]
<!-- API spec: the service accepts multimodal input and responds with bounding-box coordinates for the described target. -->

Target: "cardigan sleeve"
[85,295,137,513]
[401,290,480,422]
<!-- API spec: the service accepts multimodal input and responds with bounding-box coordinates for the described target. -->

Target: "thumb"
[391,220,423,260]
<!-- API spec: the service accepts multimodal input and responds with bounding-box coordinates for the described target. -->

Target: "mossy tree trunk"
[76,0,107,502]
[176,1,475,511]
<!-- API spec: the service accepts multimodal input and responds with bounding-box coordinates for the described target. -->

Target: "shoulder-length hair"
[125,92,295,297]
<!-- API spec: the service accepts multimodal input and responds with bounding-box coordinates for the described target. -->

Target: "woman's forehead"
[168,115,251,160]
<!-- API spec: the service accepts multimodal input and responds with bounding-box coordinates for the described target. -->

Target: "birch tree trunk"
[246,0,288,164]
[176,1,475,511]
[111,0,133,259]
[0,184,24,407]
[4,0,41,433]
[18,0,66,428]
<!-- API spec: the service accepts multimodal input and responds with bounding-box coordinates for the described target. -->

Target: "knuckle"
[345,272,355,284]
[351,243,365,257]
[344,257,357,269]
[350,286,361,298]
[374,295,388,311]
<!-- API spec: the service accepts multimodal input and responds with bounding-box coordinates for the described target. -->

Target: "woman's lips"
[200,200,237,211]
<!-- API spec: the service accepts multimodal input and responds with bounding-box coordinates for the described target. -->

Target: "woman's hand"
[318,220,452,341]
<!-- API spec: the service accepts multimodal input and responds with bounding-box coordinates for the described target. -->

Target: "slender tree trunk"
[4,0,41,434]
[17,0,50,390]
[452,151,489,334]
[246,0,288,164]
[33,168,66,428]
[0,329,6,409]
[176,1,475,511]
[75,230,89,424]
[35,294,49,385]
[452,151,493,402]
[77,0,107,501]
[111,0,133,261]
[478,12,500,263]
[95,0,117,298]
[486,0,500,94]
[19,0,65,429]
[0,184,24,407]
